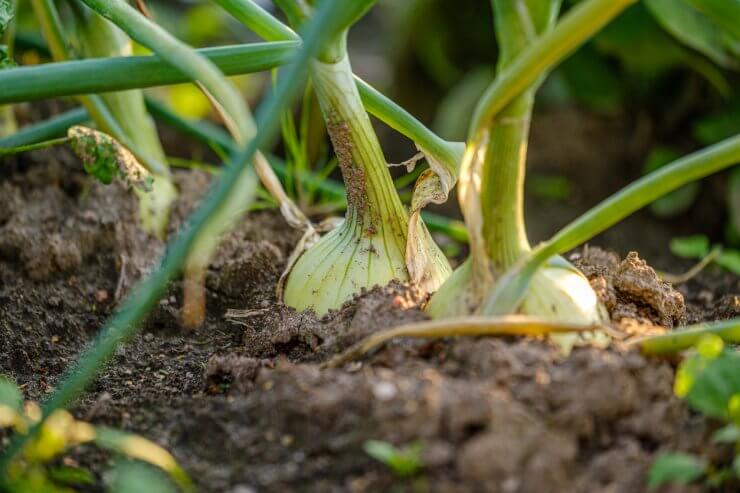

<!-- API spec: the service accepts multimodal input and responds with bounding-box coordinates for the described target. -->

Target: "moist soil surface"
[1,145,739,493]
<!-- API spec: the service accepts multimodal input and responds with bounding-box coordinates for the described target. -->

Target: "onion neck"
[310,51,408,253]
[480,91,534,270]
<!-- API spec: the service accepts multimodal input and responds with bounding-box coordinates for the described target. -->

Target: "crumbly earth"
[1,152,739,493]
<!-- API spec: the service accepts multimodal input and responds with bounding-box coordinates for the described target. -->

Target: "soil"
[1,137,739,493]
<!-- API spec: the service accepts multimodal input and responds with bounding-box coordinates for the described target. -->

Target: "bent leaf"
[406,165,455,292]
[323,315,601,368]
[68,126,153,192]
[457,134,495,306]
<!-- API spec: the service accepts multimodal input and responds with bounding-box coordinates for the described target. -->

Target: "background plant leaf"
[716,249,740,275]
[363,440,423,478]
[711,424,740,443]
[645,0,740,70]
[687,0,740,39]
[685,352,740,420]
[0,376,23,413]
[48,466,95,486]
[648,453,706,488]
[669,235,710,259]
[107,461,177,493]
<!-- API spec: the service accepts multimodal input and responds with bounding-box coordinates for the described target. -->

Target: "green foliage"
[0,0,13,37]
[712,424,740,443]
[650,338,740,488]
[556,44,622,113]
[277,81,340,213]
[694,98,740,145]
[669,235,740,275]
[670,235,711,258]
[684,351,740,420]
[0,376,190,492]
[0,375,23,414]
[688,0,740,38]
[363,440,423,478]
[47,466,95,487]
[0,44,15,68]
[648,453,706,488]
[645,0,740,69]
[692,95,740,246]
[595,5,705,83]
[181,3,225,45]
[433,67,493,141]
[716,249,740,274]
[1,0,738,484]
[107,461,177,493]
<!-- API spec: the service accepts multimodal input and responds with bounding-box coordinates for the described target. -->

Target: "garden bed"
[1,140,738,492]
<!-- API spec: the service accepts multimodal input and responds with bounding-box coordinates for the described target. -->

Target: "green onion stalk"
[281,3,451,315]
[72,7,176,238]
[31,0,176,238]
[72,0,261,329]
[0,0,18,137]
[427,0,608,342]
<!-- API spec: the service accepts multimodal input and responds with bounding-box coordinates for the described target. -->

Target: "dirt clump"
[229,281,428,362]
[572,247,686,330]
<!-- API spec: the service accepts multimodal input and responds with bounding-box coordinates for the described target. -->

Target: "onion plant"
[273,1,451,315]
[31,0,177,238]
[426,0,613,342]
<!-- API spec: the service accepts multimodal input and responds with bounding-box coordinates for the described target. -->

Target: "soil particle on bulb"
[325,116,368,221]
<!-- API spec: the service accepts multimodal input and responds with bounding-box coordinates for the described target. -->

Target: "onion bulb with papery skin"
[283,52,450,315]
[282,213,406,315]
[426,255,607,331]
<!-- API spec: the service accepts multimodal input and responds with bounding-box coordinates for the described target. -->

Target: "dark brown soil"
[1,143,738,493]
